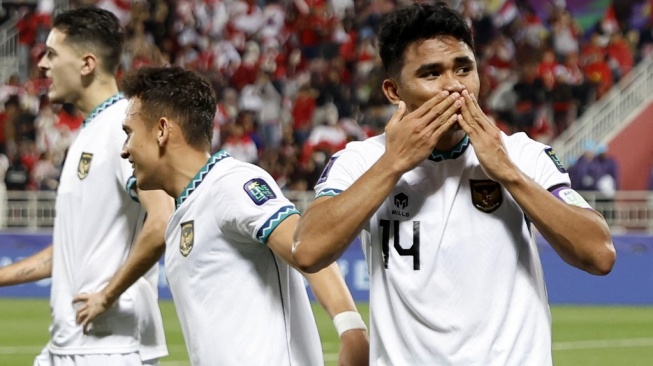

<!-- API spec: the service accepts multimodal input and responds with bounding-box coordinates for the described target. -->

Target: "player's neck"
[76,76,120,118]
[434,130,467,151]
[169,149,213,200]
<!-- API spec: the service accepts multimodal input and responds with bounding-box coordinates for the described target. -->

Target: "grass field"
[0,300,651,365]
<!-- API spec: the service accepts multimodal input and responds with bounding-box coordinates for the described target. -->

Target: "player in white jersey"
[0,8,173,365]
[292,3,616,365]
[118,66,369,366]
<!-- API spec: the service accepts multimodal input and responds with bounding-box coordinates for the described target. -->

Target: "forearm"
[305,262,358,317]
[504,172,615,275]
[304,262,367,340]
[101,220,166,304]
[0,245,52,286]
[294,156,403,272]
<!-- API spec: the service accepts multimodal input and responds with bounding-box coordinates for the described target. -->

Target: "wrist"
[333,311,367,338]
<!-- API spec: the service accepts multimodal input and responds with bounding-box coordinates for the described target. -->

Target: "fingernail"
[454,100,461,107]
[440,91,449,97]
[451,92,460,98]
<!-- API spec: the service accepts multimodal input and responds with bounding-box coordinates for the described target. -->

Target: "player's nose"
[120,147,130,160]
[441,73,465,94]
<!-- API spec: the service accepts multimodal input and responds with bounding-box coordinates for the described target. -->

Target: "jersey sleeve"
[314,142,376,198]
[509,133,570,190]
[216,165,299,245]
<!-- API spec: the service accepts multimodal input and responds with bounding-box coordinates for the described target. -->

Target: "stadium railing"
[550,55,653,166]
[0,15,18,83]
[0,190,651,232]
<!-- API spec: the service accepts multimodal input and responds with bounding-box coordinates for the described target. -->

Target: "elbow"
[590,242,616,276]
[292,248,326,274]
[292,241,330,274]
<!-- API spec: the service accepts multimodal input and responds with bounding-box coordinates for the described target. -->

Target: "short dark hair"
[121,66,217,151]
[53,7,124,74]
[378,2,475,78]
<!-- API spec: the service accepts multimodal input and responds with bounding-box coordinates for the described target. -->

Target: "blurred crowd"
[0,0,651,192]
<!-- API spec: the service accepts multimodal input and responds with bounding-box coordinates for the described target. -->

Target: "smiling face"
[121,99,163,190]
[37,28,85,104]
[384,36,480,113]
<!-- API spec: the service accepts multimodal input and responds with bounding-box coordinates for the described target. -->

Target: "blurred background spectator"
[3,0,649,193]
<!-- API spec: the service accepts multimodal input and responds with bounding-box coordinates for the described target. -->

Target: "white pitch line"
[2,338,652,358]
[553,337,653,351]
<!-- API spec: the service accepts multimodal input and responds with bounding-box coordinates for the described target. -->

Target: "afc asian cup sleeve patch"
[317,156,338,185]
[544,147,567,173]
[551,186,593,209]
[244,178,277,205]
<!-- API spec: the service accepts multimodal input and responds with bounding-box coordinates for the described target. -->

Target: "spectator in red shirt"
[291,84,317,146]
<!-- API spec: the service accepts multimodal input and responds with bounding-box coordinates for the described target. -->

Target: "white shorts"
[33,345,159,366]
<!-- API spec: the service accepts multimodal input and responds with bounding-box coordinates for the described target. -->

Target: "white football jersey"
[49,94,167,360]
[315,132,570,366]
[165,151,323,366]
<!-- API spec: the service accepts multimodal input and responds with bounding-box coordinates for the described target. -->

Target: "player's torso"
[363,141,552,365]
[164,160,321,366]
[49,98,150,353]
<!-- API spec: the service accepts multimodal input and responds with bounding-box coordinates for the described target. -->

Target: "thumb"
[386,101,406,131]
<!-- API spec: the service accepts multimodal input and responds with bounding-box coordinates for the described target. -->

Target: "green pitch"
[0,299,651,365]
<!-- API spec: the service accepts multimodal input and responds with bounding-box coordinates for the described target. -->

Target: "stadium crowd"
[0,0,649,192]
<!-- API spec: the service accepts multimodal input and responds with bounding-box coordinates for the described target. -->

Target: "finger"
[461,91,486,131]
[412,90,450,118]
[458,97,476,135]
[385,101,407,132]
[429,113,459,145]
[421,92,460,128]
[72,294,88,304]
[76,308,85,324]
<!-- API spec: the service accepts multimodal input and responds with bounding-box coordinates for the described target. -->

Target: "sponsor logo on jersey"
[180,221,194,257]
[544,147,567,173]
[77,152,93,180]
[470,179,503,213]
[392,192,410,217]
[244,178,277,205]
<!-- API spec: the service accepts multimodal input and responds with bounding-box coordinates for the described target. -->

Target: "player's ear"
[157,117,170,147]
[81,54,98,76]
[382,78,402,105]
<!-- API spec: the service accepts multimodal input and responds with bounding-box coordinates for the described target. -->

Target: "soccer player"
[0,8,172,365]
[292,3,616,365]
[118,66,369,366]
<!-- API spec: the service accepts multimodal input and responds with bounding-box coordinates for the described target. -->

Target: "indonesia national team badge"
[244,178,277,205]
[77,152,93,180]
[180,221,194,257]
[470,179,503,213]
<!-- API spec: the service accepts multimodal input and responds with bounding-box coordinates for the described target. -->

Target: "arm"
[74,189,174,332]
[294,91,461,272]
[269,215,369,366]
[0,245,52,286]
[457,90,615,275]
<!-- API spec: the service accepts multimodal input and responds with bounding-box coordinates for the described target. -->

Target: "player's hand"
[382,91,461,174]
[73,291,112,334]
[457,90,520,183]
[338,329,369,366]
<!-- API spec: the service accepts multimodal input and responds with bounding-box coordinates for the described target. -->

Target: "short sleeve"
[314,141,379,198]
[508,133,570,190]
[216,165,299,245]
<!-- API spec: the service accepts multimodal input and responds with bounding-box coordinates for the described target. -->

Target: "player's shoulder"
[504,131,550,155]
[336,134,385,159]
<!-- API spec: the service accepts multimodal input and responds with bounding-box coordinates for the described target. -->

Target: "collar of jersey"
[428,135,470,162]
[82,92,125,128]
[176,150,231,209]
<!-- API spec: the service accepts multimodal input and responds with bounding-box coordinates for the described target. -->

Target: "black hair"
[378,2,475,77]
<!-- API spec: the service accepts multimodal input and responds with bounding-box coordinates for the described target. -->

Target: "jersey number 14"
[380,219,420,270]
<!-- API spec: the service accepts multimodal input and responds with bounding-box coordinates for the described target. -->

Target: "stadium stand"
[0,0,651,231]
